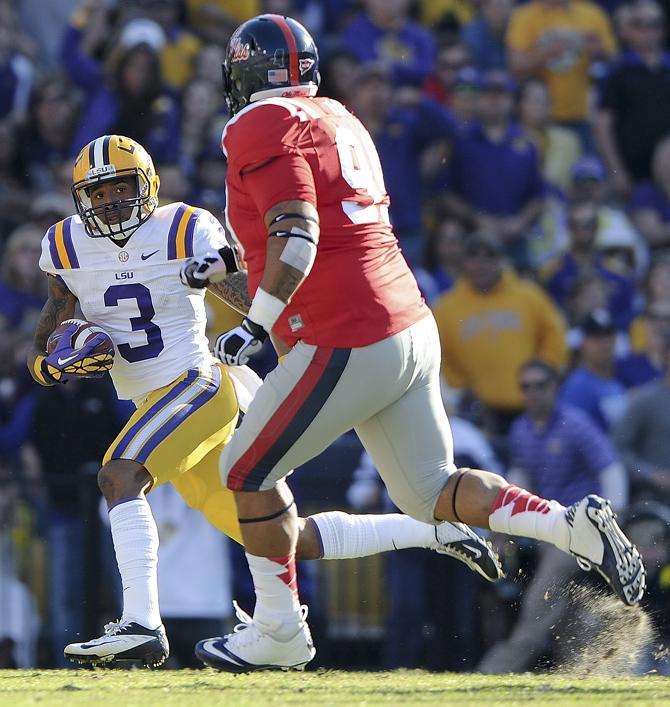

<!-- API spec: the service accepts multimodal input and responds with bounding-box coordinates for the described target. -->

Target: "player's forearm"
[258,237,306,305]
[207,271,252,315]
[592,111,627,174]
[27,277,77,384]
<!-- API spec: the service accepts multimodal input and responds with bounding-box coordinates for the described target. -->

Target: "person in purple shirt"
[347,64,455,265]
[541,201,635,329]
[341,0,436,85]
[461,0,513,72]
[629,136,670,251]
[479,358,627,674]
[438,70,544,267]
[560,309,629,432]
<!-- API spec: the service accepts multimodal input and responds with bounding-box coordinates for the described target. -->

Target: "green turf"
[0,670,668,706]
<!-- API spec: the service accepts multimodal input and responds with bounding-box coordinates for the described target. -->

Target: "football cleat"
[431,521,504,582]
[195,601,315,673]
[566,494,646,606]
[64,620,169,667]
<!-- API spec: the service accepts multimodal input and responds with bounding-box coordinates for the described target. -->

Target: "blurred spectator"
[612,331,670,502]
[560,309,629,431]
[594,0,670,195]
[479,358,627,674]
[422,40,471,107]
[623,502,670,676]
[0,224,46,345]
[629,255,670,351]
[629,136,670,251]
[0,119,31,240]
[156,161,191,205]
[62,13,180,162]
[18,73,81,193]
[518,79,581,193]
[615,300,670,389]
[448,68,482,129]
[121,0,201,92]
[0,0,36,122]
[540,201,635,329]
[318,49,359,107]
[178,77,226,169]
[341,0,437,86]
[439,70,544,266]
[146,483,233,668]
[568,156,647,279]
[413,219,466,303]
[348,63,454,266]
[190,144,228,221]
[506,0,617,151]
[461,0,512,72]
[0,476,40,668]
[432,234,568,436]
[18,0,77,69]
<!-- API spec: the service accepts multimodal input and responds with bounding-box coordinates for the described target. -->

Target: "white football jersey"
[39,202,228,401]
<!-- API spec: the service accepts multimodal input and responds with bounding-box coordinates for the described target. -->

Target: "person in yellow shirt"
[432,234,568,435]
[506,0,616,148]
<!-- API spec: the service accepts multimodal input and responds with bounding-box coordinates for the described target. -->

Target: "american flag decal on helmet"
[299,58,315,75]
[268,69,288,83]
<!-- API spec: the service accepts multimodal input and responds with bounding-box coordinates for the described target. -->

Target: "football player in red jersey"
[183,14,646,672]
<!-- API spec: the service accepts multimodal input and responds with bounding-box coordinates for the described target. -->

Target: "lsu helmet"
[223,14,320,116]
[71,135,160,241]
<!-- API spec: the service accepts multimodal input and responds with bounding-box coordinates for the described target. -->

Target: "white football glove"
[214,318,268,366]
[180,246,239,289]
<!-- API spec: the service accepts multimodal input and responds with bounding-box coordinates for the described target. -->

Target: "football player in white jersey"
[27,135,502,667]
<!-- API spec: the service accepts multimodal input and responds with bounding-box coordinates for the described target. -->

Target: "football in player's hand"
[47,318,114,358]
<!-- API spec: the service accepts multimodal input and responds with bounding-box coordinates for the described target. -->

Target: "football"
[46,318,114,358]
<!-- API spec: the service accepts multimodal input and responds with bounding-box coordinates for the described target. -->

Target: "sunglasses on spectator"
[520,378,551,392]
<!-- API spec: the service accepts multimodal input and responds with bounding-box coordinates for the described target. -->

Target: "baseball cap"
[453,67,482,91]
[119,19,166,51]
[581,309,616,336]
[571,156,606,183]
[480,70,516,93]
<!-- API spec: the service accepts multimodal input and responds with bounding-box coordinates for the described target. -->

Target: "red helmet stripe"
[269,14,299,86]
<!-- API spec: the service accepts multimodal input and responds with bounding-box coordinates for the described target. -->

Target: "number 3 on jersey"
[335,125,390,226]
[104,283,164,362]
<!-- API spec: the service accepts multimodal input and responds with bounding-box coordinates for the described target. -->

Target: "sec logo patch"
[119,251,129,262]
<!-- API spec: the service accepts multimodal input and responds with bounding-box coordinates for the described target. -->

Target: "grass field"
[0,670,668,706]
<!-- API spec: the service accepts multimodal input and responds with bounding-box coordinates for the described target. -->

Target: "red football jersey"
[222,95,429,348]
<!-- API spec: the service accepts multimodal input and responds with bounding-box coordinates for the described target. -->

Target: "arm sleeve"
[191,210,229,256]
[240,153,317,217]
[39,232,55,274]
[591,6,617,55]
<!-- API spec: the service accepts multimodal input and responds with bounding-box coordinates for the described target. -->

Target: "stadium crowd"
[0,0,669,673]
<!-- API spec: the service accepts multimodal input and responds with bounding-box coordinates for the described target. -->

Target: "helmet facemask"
[72,166,156,241]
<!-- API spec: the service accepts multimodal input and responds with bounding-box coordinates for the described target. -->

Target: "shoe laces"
[229,601,310,640]
[102,619,131,637]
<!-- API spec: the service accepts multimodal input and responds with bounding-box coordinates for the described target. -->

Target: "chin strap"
[238,500,295,524]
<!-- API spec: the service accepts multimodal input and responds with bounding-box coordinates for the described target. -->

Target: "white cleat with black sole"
[566,494,646,606]
[64,620,169,667]
[432,521,504,582]
[195,602,315,673]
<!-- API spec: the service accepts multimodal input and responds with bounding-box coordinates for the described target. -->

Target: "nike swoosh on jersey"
[141,250,160,260]
[57,353,81,365]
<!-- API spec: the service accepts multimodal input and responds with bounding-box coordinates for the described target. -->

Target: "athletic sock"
[109,498,161,630]
[246,552,302,640]
[309,511,436,559]
[488,484,570,552]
